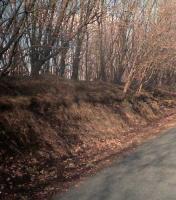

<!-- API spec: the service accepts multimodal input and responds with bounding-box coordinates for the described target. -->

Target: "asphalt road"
[53,127,176,200]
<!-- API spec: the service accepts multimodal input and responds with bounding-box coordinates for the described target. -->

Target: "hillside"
[0,76,176,200]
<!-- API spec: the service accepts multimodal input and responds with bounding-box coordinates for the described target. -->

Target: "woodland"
[1,0,176,93]
[0,0,176,199]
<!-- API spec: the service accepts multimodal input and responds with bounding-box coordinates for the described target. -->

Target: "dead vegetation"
[1,0,176,94]
[1,1,176,199]
[0,77,175,199]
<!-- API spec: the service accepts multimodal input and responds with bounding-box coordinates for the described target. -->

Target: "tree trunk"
[114,66,125,84]
[71,35,84,80]
[59,42,69,77]
[31,62,40,76]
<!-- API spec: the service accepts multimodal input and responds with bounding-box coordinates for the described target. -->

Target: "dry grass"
[0,76,175,199]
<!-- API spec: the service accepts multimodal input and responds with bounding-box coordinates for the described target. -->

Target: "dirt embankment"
[0,76,176,200]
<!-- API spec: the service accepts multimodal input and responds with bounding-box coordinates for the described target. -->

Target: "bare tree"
[0,0,35,76]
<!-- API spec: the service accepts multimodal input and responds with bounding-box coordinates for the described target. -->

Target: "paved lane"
[53,128,176,200]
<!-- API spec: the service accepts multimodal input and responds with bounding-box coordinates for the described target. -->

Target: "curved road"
[53,128,176,200]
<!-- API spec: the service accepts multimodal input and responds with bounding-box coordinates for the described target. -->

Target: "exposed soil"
[0,76,176,200]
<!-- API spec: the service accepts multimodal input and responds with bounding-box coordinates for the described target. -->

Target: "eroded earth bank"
[0,77,176,200]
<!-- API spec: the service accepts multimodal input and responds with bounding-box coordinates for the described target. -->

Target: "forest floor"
[0,76,176,200]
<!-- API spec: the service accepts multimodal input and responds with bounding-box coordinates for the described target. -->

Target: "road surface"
[53,127,176,200]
